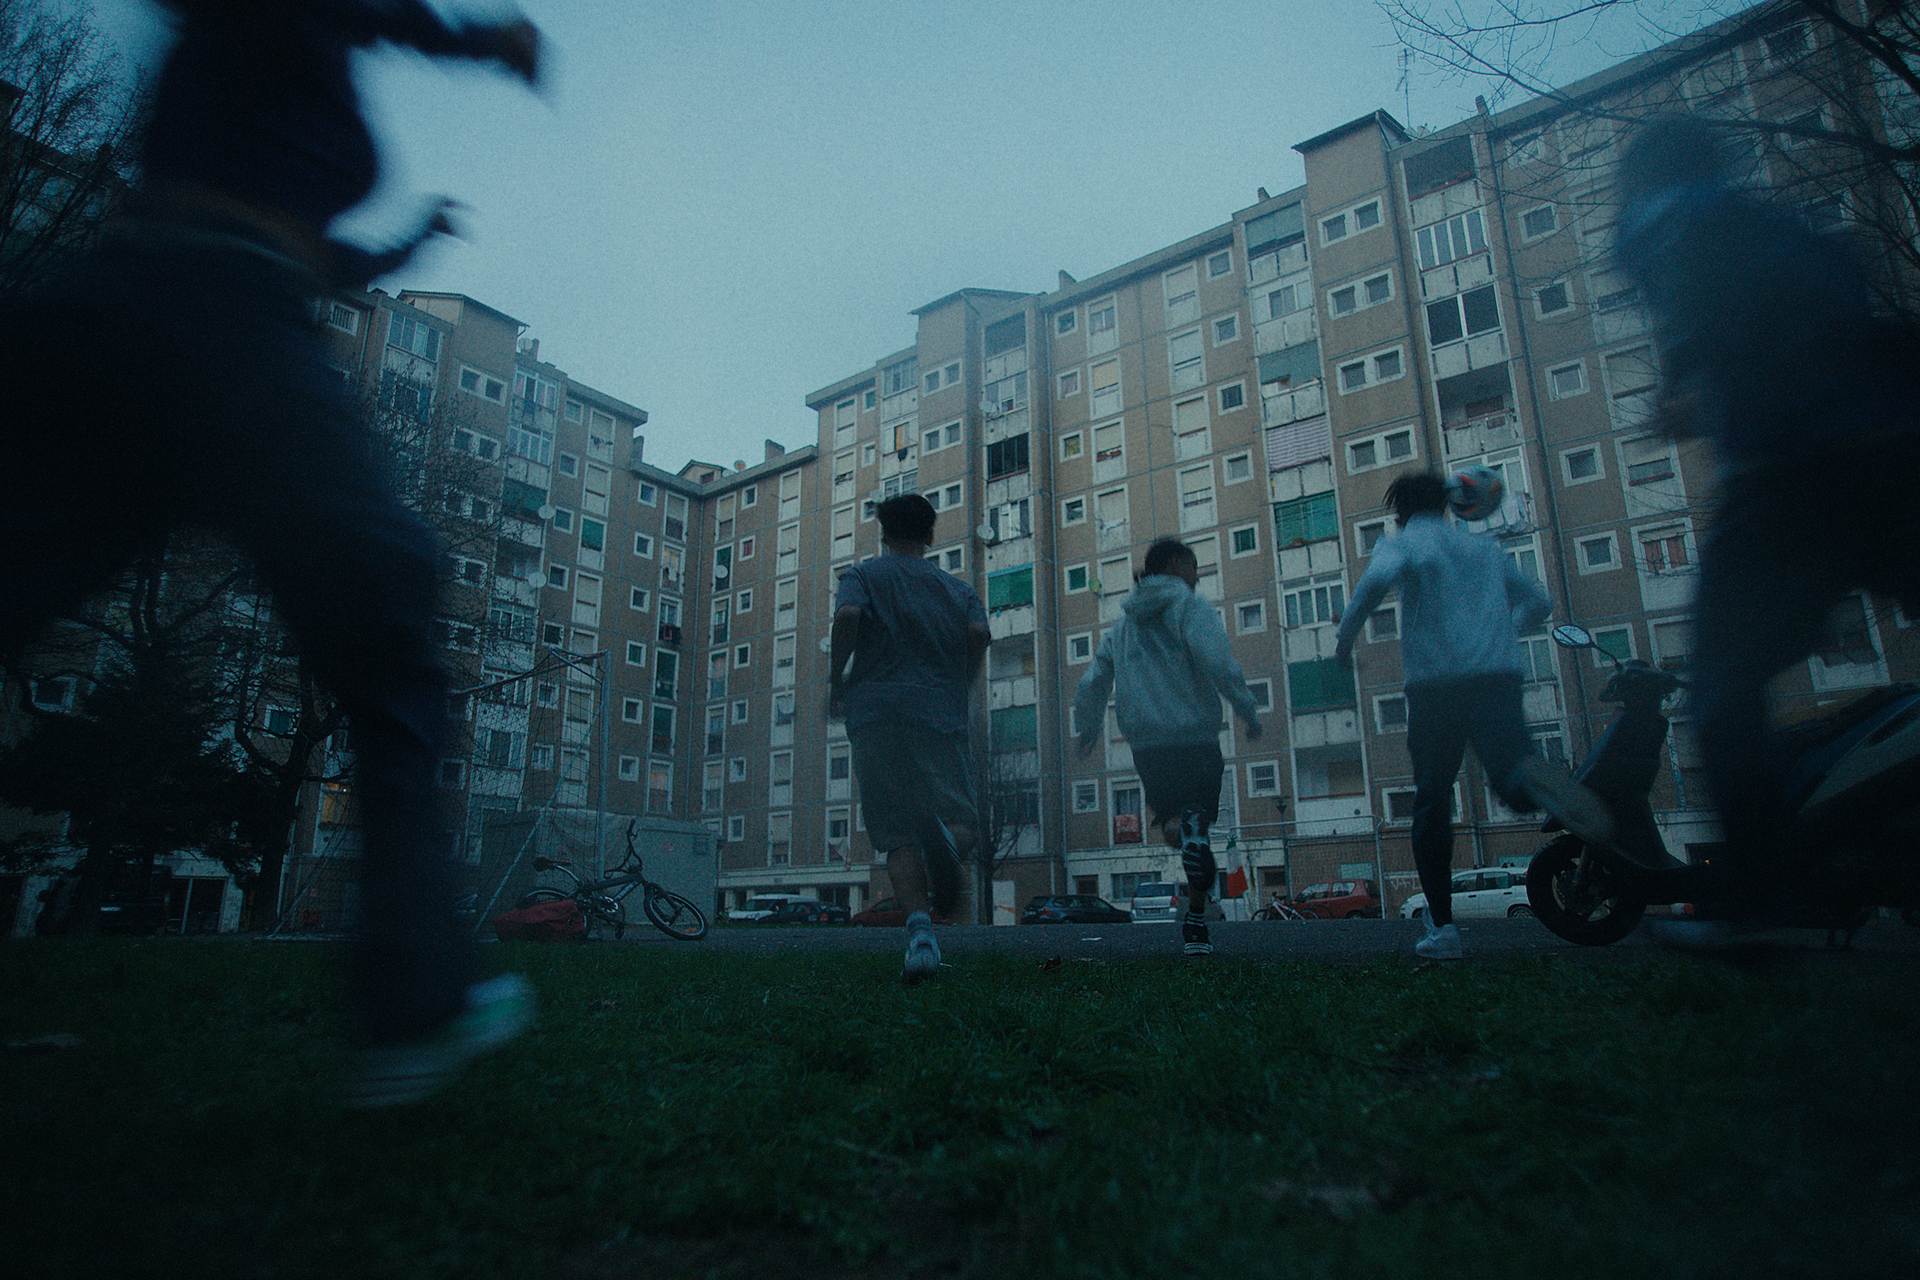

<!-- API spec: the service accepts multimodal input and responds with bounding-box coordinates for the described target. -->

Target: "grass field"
[2,939,1916,1279]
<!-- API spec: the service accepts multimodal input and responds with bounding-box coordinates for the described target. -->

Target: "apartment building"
[9,2,1915,934]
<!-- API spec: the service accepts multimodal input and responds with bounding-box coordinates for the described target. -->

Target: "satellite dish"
[976,522,998,544]
[537,504,556,521]
[714,562,730,580]
[979,397,996,417]
[816,636,832,654]
[524,569,545,587]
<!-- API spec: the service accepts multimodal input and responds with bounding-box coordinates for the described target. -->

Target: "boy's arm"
[965,587,991,680]
[1181,597,1262,734]
[1503,556,1553,635]
[322,2,542,83]
[826,568,867,719]
[1071,630,1116,754]
[1333,541,1401,663]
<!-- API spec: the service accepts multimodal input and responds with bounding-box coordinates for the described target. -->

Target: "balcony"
[1442,410,1521,460]
[1261,381,1326,429]
[1255,309,1319,354]
[1264,414,1331,472]
[1409,179,1482,230]
[657,622,682,647]
[1430,329,1508,380]
[1419,250,1494,302]
[1277,537,1343,582]
[988,676,1038,710]
[988,604,1035,640]
[1247,240,1309,286]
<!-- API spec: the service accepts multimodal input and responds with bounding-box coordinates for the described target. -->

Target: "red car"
[850,897,955,927]
[1291,880,1382,919]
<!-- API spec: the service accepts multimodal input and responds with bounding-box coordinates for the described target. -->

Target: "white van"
[727,893,809,922]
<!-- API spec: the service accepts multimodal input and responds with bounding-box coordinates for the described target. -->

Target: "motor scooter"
[1526,623,1920,945]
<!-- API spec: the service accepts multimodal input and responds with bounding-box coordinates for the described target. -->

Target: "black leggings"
[1406,675,1533,928]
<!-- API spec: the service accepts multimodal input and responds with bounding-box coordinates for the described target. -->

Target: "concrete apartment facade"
[6,2,1915,934]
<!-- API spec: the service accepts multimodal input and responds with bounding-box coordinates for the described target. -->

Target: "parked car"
[1292,880,1382,920]
[1129,881,1226,923]
[850,897,954,928]
[727,893,810,923]
[1399,868,1532,920]
[1020,895,1131,925]
[759,899,849,925]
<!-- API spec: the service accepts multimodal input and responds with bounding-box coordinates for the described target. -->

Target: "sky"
[84,0,1662,471]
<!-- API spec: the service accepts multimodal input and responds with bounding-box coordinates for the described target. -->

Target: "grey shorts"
[848,721,979,853]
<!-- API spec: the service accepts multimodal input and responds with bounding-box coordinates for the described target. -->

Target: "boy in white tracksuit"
[1073,538,1263,957]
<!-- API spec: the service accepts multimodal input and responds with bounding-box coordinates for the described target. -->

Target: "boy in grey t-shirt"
[829,495,990,982]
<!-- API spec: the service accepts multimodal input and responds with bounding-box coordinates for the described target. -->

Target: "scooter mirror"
[1551,624,1594,650]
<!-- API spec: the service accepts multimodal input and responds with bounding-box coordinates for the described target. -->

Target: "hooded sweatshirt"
[1334,513,1551,688]
[1073,574,1260,750]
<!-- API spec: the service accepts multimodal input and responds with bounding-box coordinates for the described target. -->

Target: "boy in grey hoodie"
[1073,538,1263,957]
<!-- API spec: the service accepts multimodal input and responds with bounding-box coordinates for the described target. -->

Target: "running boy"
[1334,473,1614,959]
[1072,538,1263,958]
[828,495,990,983]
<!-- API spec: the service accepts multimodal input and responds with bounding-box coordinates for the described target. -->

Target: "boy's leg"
[1471,675,1613,851]
[853,723,943,981]
[1406,683,1469,930]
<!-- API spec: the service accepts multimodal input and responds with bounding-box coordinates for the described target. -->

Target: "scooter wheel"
[1527,835,1646,946]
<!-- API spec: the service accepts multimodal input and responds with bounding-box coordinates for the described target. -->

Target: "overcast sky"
[87,0,1668,470]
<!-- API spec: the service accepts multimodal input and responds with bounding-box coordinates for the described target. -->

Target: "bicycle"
[1253,896,1310,922]
[518,820,708,941]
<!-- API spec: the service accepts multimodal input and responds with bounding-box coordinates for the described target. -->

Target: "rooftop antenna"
[1398,48,1413,127]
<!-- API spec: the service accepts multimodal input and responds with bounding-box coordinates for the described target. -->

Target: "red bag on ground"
[492,897,586,942]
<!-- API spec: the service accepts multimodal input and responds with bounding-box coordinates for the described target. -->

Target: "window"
[1638,525,1691,575]
[1056,308,1077,336]
[1622,436,1676,487]
[1205,249,1234,280]
[1178,464,1214,532]
[1072,780,1101,813]
[1235,599,1267,634]
[986,433,1030,479]
[637,481,658,506]
[1064,563,1090,593]
[1287,656,1355,712]
[1374,693,1409,733]
[622,696,644,723]
[736,588,752,614]
[632,532,653,559]
[1578,534,1618,574]
[1067,631,1093,664]
[1356,519,1390,556]
[1222,452,1253,487]
[1246,761,1282,797]
[629,586,651,612]
[1092,420,1124,471]
[1088,297,1117,340]
[772,634,796,687]
[1330,271,1393,316]
[1229,523,1259,558]
[1059,431,1085,463]
[1415,209,1487,270]
[730,699,749,725]
[1337,346,1405,392]
[1347,427,1415,474]
[1535,281,1573,317]
[725,815,746,843]
[550,507,575,534]
[1547,361,1588,401]
[650,704,676,753]
[1164,263,1199,324]
[1246,679,1273,713]
[1282,580,1345,628]
[769,751,793,806]
[1519,204,1558,242]
[664,492,689,541]
[1763,22,1808,62]
[386,313,440,361]
[625,640,647,666]
[1321,198,1381,244]
[458,365,507,404]
[1425,285,1501,346]
[1218,382,1246,414]
[1172,395,1210,460]
[1089,359,1121,417]
[546,564,569,591]
[1211,313,1239,346]
[1273,492,1337,546]
[1169,329,1204,391]
[1603,345,1659,423]
[1560,446,1601,486]
[1367,605,1400,641]
[882,357,917,397]
[1061,496,1087,526]
[1593,626,1635,666]
[535,681,559,709]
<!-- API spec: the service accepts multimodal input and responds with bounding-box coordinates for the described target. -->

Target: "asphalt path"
[630,917,1920,963]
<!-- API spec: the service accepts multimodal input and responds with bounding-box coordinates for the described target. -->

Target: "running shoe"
[348,973,534,1108]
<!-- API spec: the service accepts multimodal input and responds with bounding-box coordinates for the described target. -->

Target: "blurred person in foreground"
[0,1,546,1105]
[828,495,990,983]
[1615,117,1920,915]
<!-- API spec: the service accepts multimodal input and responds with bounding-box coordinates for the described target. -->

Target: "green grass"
[2,941,1917,1279]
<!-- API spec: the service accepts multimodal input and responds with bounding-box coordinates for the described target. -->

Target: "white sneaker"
[1415,922,1463,960]
[902,915,941,984]
[348,973,535,1108]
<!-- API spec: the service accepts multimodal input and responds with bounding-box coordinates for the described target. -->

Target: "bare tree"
[1377,0,1920,314]
[971,744,1040,922]
[0,0,139,298]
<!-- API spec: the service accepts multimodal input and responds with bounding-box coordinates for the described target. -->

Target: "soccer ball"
[1448,465,1505,521]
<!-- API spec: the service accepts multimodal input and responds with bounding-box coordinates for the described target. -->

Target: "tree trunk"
[59,843,114,937]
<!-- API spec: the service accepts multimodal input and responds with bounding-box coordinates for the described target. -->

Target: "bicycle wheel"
[643,885,708,941]
[584,893,627,941]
